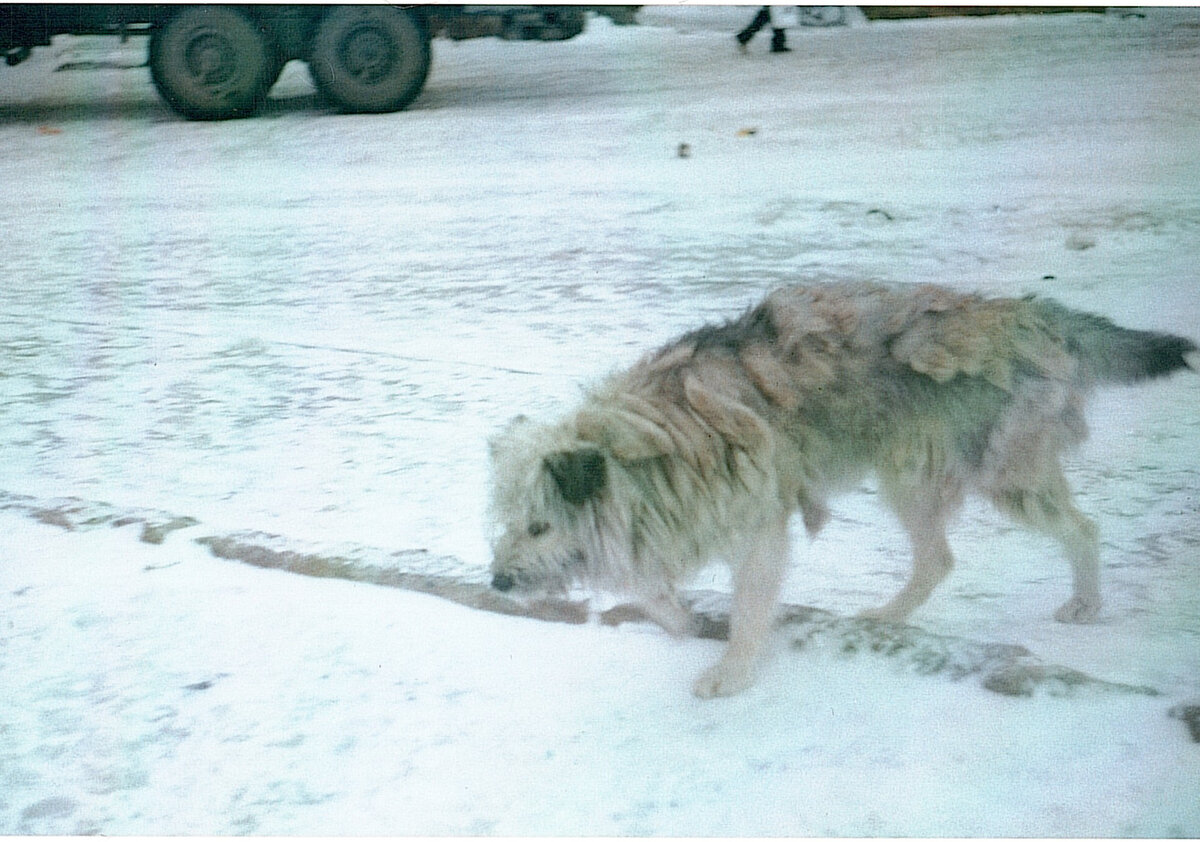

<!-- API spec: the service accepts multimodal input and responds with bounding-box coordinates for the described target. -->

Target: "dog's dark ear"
[544,448,607,505]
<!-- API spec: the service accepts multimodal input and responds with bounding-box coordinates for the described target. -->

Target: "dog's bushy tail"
[1033,297,1198,385]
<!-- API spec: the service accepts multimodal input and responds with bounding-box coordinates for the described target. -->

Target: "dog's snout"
[491,572,516,592]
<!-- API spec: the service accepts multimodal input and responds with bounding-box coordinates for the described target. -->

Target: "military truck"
[1,4,637,119]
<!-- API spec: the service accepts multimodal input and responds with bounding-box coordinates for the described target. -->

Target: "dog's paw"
[598,602,698,637]
[1054,594,1101,624]
[652,608,700,639]
[692,660,755,699]
[638,593,699,639]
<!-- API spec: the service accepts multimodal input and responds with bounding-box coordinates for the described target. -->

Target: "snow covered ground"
[2,5,1199,835]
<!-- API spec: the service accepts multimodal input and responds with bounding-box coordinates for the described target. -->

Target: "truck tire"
[308,6,431,114]
[149,7,276,120]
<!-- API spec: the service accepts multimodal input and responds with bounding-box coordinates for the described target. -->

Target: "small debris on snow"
[1065,232,1098,251]
[183,674,230,692]
[1168,702,1200,743]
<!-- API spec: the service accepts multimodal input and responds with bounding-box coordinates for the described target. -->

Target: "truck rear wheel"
[308,6,431,114]
[149,7,276,120]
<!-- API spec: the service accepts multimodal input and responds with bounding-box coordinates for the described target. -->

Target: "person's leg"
[736,6,772,48]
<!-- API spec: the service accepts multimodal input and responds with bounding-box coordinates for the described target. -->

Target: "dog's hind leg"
[987,468,1101,623]
[692,513,791,698]
[859,476,961,623]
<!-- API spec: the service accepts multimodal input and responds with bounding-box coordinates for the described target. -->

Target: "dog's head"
[487,415,615,596]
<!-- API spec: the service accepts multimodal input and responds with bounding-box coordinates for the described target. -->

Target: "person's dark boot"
[737,7,770,53]
[770,28,791,53]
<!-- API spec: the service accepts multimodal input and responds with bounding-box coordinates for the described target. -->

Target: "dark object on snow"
[1168,704,1200,743]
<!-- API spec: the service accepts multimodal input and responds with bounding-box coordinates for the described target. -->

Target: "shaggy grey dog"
[487,282,1196,697]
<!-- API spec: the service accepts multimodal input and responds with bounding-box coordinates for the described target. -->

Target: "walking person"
[736,6,794,54]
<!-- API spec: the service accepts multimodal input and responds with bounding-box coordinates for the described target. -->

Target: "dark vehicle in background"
[1,4,639,119]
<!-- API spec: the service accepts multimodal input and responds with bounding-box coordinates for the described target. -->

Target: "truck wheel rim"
[184,30,238,87]
[339,24,396,84]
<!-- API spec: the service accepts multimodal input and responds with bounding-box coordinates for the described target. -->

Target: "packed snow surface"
[2,6,1199,835]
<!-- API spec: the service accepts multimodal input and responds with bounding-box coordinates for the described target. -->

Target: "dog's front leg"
[693,515,790,698]
[638,588,698,638]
